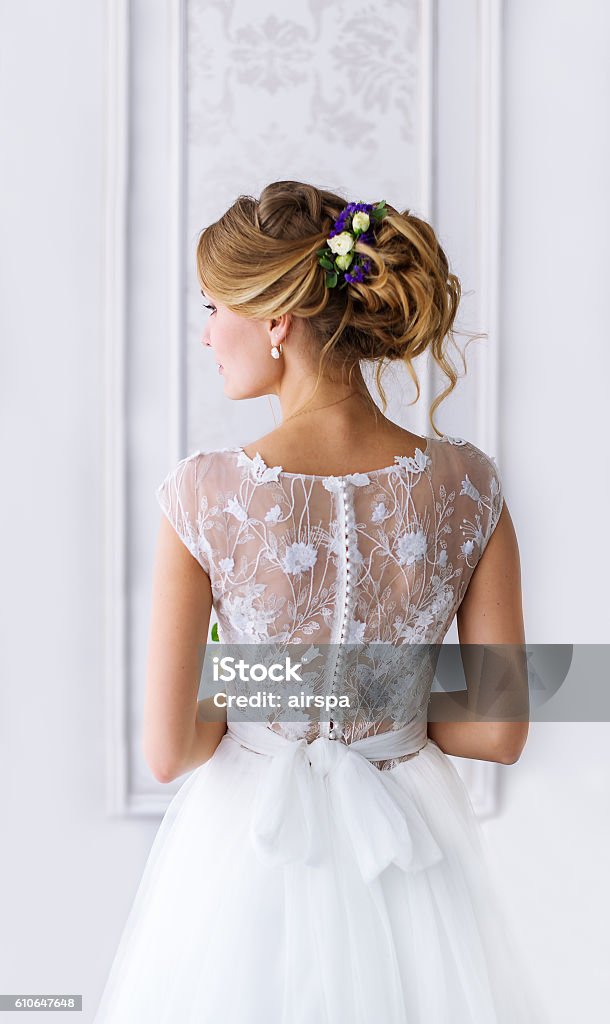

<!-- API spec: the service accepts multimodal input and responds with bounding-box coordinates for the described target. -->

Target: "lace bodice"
[156,435,503,770]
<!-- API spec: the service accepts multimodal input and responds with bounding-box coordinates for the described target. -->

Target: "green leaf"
[319,256,335,271]
[211,621,219,642]
[325,271,338,287]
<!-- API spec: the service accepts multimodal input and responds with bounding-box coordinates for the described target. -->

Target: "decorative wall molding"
[104,0,505,820]
[475,0,503,460]
[103,0,129,816]
[415,0,437,431]
[446,0,504,819]
[167,0,188,464]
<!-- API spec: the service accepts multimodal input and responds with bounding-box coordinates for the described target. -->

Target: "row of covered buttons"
[329,479,355,741]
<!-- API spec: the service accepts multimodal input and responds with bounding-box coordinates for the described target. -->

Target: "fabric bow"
[229,724,443,884]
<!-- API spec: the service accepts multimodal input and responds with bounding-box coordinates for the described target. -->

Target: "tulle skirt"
[93,723,549,1023]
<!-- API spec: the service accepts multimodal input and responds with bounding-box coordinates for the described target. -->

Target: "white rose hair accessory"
[316,200,388,289]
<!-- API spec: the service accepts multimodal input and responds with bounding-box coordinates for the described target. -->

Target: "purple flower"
[318,199,388,288]
[345,264,365,283]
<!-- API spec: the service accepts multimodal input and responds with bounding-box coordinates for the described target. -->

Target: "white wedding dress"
[93,434,548,1023]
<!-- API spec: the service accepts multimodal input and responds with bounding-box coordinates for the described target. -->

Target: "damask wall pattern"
[184,0,428,449]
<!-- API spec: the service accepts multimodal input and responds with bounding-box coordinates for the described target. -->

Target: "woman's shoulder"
[433,433,503,508]
[157,445,241,472]
[436,434,504,541]
[435,433,501,474]
[155,446,243,497]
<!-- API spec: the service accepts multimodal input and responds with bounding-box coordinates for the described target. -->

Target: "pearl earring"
[271,334,283,359]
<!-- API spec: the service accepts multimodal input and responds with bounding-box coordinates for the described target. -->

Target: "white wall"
[0,1,161,1015]
[479,1,610,1014]
[0,2,608,1020]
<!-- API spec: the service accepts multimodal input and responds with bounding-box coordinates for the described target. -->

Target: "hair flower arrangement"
[316,199,388,289]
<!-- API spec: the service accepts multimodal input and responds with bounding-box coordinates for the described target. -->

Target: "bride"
[94,181,548,1022]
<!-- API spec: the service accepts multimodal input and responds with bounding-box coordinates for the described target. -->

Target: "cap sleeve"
[464,442,504,558]
[155,451,213,574]
[481,456,503,556]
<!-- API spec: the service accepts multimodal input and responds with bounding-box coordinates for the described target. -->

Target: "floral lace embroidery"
[156,435,503,770]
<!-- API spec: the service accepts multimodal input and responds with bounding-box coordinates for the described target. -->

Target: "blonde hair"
[196,180,481,436]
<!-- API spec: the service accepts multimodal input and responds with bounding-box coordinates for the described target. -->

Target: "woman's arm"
[427,501,529,763]
[143,515,227,784]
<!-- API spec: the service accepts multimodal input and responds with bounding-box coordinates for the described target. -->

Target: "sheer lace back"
[156,435,503,770]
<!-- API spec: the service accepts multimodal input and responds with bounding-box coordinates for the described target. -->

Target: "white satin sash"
[225,718,444,885]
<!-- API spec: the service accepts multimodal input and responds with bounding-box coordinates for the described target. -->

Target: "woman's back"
[156,432,503,758]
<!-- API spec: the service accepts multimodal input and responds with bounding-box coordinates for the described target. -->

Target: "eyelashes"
[202,303,216,315]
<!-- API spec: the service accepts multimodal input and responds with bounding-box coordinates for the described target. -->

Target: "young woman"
[94,182,548,1022]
